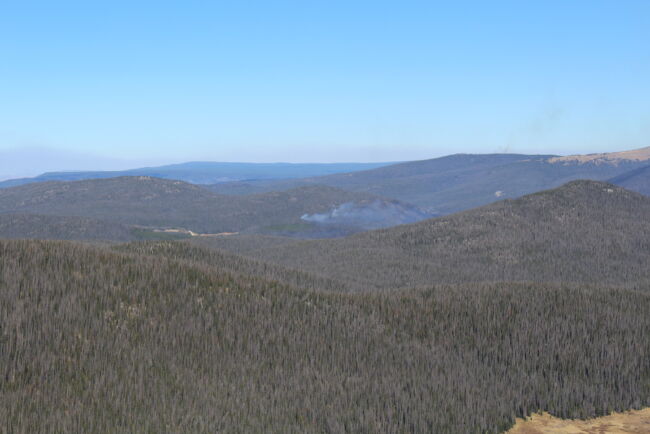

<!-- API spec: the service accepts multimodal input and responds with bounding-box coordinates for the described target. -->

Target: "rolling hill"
[209,148,650,215]
[2,238,649,432]
[0,176,230,232]
[0,177,429,238]
[230,180,650,290]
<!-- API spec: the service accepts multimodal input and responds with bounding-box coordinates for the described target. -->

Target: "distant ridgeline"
[1,147,649,242]
[0,161,393,188]
[208,147,650,214]
[2,147,648,221]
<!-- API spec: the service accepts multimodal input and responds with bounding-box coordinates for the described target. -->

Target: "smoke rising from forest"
[301,199,430,230]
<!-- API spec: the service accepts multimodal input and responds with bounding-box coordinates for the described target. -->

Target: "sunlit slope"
[506,408,650,433]
[549,146,650,164]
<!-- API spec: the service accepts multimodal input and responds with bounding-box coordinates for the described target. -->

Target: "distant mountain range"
[0,161,393,188]
[209,147,650,214]
[1,147,649,242]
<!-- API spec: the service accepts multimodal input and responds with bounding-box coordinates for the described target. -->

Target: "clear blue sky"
[1,0,649,176]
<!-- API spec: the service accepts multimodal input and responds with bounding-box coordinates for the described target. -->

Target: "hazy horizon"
[2,144,649,181]
[2,1,649,178]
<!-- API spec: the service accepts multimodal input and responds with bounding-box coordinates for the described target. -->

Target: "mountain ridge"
[209,150,650,214]
[549,146,650,164]
[0,161,393,188]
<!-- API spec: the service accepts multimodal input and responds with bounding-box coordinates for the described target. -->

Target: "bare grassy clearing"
[507,408,650,433]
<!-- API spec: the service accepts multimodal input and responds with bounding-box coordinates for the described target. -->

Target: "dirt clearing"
[506,408,650,433]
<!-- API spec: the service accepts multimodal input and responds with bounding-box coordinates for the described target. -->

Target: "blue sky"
[1,0,649,176]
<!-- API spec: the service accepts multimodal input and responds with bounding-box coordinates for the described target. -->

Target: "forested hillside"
[233,181,650,291]
[187,233,300,255]
[0,177,427,237]
[0,176,230,233]
[2,239,649,433]
[0,213,135,241]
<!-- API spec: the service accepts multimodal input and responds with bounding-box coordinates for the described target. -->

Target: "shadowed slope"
[609,165,650,196]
